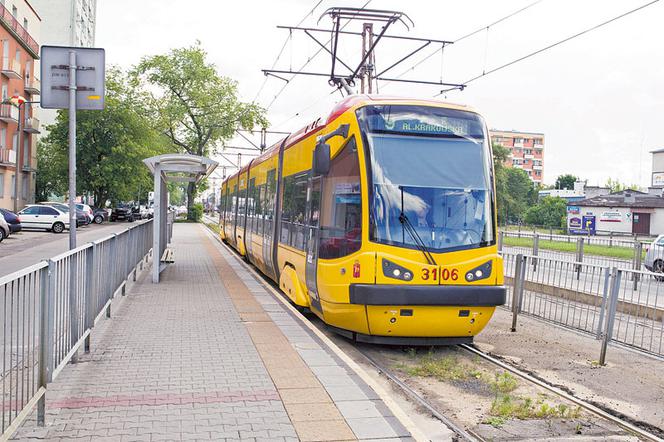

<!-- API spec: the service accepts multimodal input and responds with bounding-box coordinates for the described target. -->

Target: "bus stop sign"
[40,45,105,110]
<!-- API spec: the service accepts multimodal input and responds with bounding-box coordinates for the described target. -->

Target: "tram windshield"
[357,105,494,252]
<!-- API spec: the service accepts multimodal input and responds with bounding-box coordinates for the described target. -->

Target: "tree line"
[36,43,266,219]
[493,144,639,229]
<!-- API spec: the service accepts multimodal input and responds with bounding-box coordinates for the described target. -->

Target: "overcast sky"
[97,0,663,187]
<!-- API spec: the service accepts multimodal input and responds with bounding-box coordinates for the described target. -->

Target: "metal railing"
[0,3,39,56]
[1,221,153,438]
[505,250,664,363]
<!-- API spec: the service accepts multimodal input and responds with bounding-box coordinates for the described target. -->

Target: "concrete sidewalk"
[13,223,416,441]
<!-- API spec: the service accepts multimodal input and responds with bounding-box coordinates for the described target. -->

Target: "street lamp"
[4,95,40,213]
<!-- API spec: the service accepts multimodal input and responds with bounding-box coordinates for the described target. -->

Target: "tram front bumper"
[349,284,506,306]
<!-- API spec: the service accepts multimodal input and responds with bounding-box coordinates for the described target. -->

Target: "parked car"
[0,211,10,241]
[41,202,89,227]
[111,204,136,222]
[76,203,94,223]
[91,206,109,224]
[644,235,664,275]
[0,208,22,233]
[18,204,69,233]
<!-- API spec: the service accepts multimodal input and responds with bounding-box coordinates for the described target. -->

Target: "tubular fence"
[1,220,153,439]
[503,248,664,364]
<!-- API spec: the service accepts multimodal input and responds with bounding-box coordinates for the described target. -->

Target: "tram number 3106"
[421,268,458,281]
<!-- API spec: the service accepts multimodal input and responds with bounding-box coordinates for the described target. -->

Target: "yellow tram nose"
[366,305,497,337]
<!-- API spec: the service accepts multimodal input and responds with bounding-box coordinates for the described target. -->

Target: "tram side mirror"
[313,142,331,176]
[313,123,350,176]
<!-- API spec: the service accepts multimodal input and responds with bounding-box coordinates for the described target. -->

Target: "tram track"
[457,343,664,442]
[355,346,485,442]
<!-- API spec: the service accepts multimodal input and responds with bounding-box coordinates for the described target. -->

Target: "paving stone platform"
[12,223,415,442]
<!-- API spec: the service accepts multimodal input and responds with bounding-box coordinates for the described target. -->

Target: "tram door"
[262,169,277,280]
[305,175,322,313]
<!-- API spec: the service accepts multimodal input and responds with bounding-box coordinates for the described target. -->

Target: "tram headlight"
[465,261,493,282]
[382,259,413,281]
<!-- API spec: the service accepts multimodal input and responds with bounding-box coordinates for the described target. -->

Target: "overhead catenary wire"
[380,0,544,91]
[252,0,325,104]
[265,0,373,111]
[438,0,661,95]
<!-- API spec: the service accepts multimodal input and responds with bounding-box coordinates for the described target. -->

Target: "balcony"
[0,147,16,165]
[514,142,524,148]
[1,57,21,79]
[524,154,534,159]
[533,165,543,171]
[0,104,18,123]
[534,143,544,149]
[24,76,40,95]
[0,4,39,58]
[23,117,39,133]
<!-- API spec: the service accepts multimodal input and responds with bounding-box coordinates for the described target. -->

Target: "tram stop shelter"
[143,153,218,283]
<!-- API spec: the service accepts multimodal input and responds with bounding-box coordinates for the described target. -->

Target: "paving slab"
[11,223,417,441]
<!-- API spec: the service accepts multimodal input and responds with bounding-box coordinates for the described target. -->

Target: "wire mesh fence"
[504,249,664,363]
[1,220,153,438]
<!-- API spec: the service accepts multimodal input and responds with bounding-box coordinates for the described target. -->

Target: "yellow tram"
[219,96,505,344]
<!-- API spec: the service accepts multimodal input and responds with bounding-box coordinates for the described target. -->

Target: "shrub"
[189,203,204,222]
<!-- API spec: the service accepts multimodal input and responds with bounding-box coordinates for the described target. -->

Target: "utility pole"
[361,23,374,93]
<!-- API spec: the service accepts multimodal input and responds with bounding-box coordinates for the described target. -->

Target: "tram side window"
[247,178,256,231]
[280,171,308,250]
[230,184,238,228]
[238,186,247,230]
[319,137,362,259]
[264,170,277,236]
[253,184,264,234]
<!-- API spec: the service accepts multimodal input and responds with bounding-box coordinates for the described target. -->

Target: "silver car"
[0,211,10,242]
[644,234,664,275]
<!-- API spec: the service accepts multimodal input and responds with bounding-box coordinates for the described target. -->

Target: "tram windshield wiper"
[399,186,437,266]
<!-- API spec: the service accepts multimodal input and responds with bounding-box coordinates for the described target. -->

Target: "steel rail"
[459,343,664,442]
[356,347,484,442]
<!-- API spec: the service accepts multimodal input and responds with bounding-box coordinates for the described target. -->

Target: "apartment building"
[29,0,97,130]
[0,0,40,211]
[490,129,545,184]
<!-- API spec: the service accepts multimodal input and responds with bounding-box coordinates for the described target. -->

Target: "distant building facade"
[0,0,41,210]
[29,0,97,130]
[490,129,544,184]
[567,190,664,236]
[539,181,610,203]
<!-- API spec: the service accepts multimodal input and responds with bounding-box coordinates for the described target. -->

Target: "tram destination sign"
[40,46,106,110]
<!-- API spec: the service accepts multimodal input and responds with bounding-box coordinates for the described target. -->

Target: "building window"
[10,174,14,198]
[11,5,16,17]
[12,133,17,149]
[514,137,524,144]
[0,128,5,148]
[22,136,28,167]
[21,174,26,199]
[524,149,532,155]
[23,18,27,30]
[535,171,541,176]
[0,172,4,197]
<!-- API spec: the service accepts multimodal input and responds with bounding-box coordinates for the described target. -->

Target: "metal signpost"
[41,46,105,250]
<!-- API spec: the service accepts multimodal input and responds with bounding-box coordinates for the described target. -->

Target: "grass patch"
[503,236,639,260]
[399,353,484,383]
[489,395,581,421]
[205,222,220,234]
[399,352,581,428]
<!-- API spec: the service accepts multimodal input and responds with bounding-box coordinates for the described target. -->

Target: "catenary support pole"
[68,50,77,250]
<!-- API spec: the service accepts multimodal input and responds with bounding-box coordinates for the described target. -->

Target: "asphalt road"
[0,219,150,278]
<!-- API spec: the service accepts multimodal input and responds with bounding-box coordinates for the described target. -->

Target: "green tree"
[35,139,67,202]
[134,43,268,219]
[495,167,536,225]
[38,67,166,207]
[524,196,567,228]
[555,174,578,190]
[605,178,638,193]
